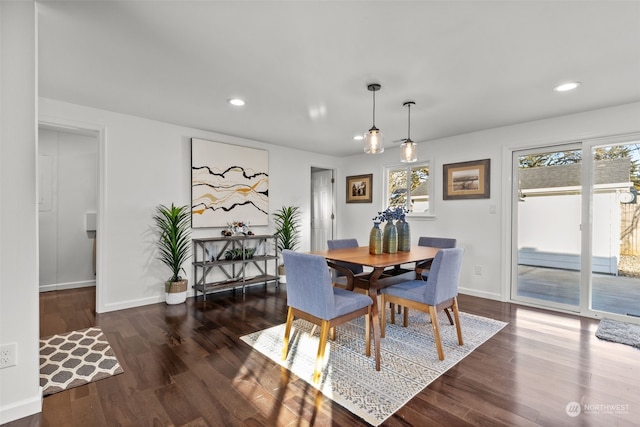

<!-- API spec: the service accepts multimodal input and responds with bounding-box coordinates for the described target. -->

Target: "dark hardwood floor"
[5,285,639,426]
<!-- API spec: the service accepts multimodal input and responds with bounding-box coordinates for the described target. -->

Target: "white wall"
[40,98,339,314]
[38,128,98,290]
[338,102,640,301]
[0,1,42,423]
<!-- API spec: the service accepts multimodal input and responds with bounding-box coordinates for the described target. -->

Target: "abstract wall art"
[191,138,269,228]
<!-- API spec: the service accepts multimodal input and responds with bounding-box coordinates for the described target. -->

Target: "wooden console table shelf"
[192,235,279,300]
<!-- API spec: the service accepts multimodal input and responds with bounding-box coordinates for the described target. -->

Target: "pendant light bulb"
[400,101,417,163]
[400,141,417,163]
[365,126,384,154]
[364,83,384,154]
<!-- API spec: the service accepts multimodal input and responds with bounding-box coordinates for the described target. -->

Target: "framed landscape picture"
[346,174,373,203]
[443,159,490,200]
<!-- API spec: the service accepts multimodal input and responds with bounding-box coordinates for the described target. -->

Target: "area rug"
[240,309,507,426]
[40,327,124,396]
[595,318,640,349]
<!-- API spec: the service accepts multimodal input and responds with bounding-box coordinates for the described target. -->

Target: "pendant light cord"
[407,102,411,140]
[403,101,415,142]
[372,90,376,127]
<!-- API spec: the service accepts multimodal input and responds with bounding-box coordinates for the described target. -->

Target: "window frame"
[383,160,434,219]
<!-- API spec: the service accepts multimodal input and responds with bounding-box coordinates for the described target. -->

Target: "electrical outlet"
[474,265,483,275]
[0,343,17,369]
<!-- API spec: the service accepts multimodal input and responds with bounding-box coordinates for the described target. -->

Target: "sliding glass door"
[590,141,640,317]
[513,145,582,312]
[512,137,640,318]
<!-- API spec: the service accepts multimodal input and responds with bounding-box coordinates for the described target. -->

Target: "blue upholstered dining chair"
[416,236,457,280]
[327,238,367,288]
[381,247,465,361]
[281,250,375,383]
[388,236,458,325]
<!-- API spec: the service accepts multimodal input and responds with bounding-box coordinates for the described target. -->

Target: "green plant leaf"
[153,203,192,282]
[273,205,301,252]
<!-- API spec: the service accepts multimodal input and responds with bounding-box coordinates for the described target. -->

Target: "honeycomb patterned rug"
[40,327,124,396]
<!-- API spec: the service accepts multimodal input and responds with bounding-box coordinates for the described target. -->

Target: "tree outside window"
[386,162,430,214]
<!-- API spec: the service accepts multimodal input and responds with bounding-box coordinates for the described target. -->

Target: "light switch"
[85,212,97,231]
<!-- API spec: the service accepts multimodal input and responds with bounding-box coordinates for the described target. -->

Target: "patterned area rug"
[241,308,507,426]
[40,327,124,396]
[596,318,640,349]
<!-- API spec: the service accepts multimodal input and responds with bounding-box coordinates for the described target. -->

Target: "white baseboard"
[0,387,42,424]
[99,294,165,313]
[459,286,502,301]
[39,280,96,292]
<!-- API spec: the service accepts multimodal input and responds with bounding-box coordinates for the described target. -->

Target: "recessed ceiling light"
[353,135,364,141]
[554,82,581,92]
[227,98,245,106]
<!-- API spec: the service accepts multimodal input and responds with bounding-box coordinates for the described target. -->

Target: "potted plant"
[154,203,191,304]
[273,205,301,283]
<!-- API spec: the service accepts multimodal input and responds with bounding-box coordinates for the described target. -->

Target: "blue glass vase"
[369,222,382,255]
[397,218,410,251]
[383,221,398,254]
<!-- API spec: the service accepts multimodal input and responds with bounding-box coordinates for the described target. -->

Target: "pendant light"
[400,101,417,163]
[364,83,384,154]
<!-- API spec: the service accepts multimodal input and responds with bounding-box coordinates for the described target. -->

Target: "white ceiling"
[37,1,640,157]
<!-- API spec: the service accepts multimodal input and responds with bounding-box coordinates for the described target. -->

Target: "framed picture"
[346,174,373,203]
[443,159,490,200]
[191,138,269,227]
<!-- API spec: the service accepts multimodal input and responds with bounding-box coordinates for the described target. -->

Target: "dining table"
[310,245,440,371]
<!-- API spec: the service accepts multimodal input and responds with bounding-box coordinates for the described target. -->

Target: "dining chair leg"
[329,326,336,341]
[380,295,387,338]
[371,303,381,371]
[365,307,371,357]
[444,308,454,325]
[313,320,330,383]
[452,297,464,346]
[390,302,396,325]
[403,306,409,327]
[428,305,445,361]
[282,307,294,360]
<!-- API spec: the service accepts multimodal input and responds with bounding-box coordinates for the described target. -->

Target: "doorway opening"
[310,167,335,252]
[38,125,99,293]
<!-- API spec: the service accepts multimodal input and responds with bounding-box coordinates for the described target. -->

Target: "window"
[385,161,431,215]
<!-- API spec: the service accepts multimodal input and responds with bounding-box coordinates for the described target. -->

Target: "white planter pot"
[165,290,187,305]
[165,279,188,304]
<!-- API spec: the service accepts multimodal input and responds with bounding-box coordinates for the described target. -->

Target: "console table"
[192,235,279,300]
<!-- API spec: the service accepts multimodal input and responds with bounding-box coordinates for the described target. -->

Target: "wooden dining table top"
[310,245,440,268]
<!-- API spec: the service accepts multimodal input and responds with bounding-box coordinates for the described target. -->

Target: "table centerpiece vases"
[383,221,398,254]
[369,222,383,254]
[397,212,411,252]
[374,207,408,254]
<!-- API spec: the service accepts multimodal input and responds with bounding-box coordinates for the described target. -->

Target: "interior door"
[311,168,334,252]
